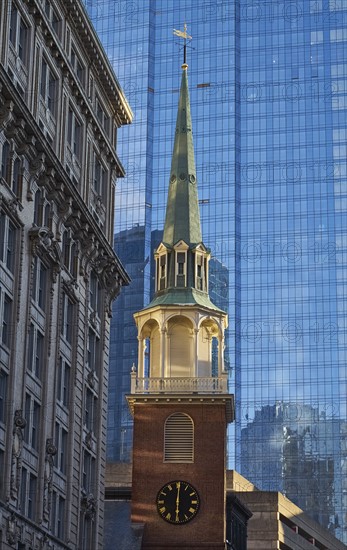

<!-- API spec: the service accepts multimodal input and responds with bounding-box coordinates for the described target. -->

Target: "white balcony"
[131,376,228,394]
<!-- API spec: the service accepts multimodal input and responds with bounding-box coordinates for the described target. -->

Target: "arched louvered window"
[164,412,194,463]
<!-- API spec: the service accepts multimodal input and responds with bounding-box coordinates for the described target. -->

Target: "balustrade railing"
[131,376,228,394]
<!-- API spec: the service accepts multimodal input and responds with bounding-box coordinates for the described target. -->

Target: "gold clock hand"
[175,481,181,521]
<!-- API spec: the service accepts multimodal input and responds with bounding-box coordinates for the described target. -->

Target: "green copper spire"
[139,30,226,315]
[162,65,202,247]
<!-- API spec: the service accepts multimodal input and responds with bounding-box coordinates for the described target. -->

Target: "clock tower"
[127,27,234,549]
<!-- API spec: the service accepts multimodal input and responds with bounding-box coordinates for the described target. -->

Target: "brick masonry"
[131,403,227,549]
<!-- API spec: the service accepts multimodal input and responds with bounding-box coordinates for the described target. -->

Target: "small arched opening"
[167,316,194,377]
[164,412,194,463]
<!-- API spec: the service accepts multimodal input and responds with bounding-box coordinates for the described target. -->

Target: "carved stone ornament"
[6,513,20,546]
[5,117,27,150]
[29,152,46,177]
[93,254,123,314]
[85,431,93,451]
[57,197,73,237]
[46,438,57,457]
[43,439,57,523]
[64,277,78,298]
[0,98,14,128]
[81,493,96,520]
[38,533,51,550]
[3,195,22,215]
[28,226,61,280]
[0,195,23,222]
[10,410,26,500]
[87,370,96,388]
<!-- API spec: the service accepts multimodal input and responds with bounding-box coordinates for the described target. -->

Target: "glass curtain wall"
[83,0,347,543]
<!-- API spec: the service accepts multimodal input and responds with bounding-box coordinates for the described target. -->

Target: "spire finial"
[173,23,192,69]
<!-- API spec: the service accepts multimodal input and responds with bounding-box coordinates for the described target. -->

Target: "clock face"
[156,480,200,524]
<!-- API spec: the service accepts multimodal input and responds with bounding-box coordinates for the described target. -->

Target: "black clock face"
[156,480,200,524]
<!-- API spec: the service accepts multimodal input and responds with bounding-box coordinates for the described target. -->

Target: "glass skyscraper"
[83,0,347,543]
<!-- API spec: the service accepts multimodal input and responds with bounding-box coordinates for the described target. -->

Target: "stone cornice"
[63,0,133,124]
[126,394,235,423]
[24,0,133,126]
[22,0,132,177]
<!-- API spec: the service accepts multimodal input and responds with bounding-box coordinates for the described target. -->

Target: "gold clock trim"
[156,480,200,525]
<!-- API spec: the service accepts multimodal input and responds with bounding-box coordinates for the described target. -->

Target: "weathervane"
[173,23,192,69]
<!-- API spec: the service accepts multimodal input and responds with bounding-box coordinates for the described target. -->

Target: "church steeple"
[149,41,224,312]
[131,26,230,384]
[162,64,202,247]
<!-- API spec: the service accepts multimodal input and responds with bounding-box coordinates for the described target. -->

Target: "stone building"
[227,471,347,550]
[0,0,132,548]
[103,466,347,550]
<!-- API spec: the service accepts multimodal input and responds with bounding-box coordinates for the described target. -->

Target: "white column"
[160,328,166,378]
[137,336,144,379]
[194,327,199,377]
[219,335,225,375]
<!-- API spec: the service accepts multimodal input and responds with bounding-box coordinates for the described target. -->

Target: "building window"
[20,467,27,513]
[56,356,70,407]
[0,449,4,496]
[27,323,44,379]
[55,422,68,475]
[32,256,48,310]
[158,253,167,291]
[93,155,108,203]
[51,491,65,539]
[96,96,109,134]
[82,450,95,493]
[0,369,8,424]
[61,292,73,344]
[40,57,57,116]
[20,468,37,520]
[62,231,78,277]
[85,388,97,433]
[80,516,94,550]
[44,0,61,38]
[1,141,10,181]
[12,157,21,196]
[0,212,16,272]
[67,106,82,160]
[176,251,186,287]
[70,44,84,84]
[89,271,101,316]
[195,253,206,291]
[0,292,12,349]
[24,394,41,451]
[164,412,194,463]
[1,142,22,198]
[87,328,100,374]
[34,189,42,225]
[9,4,29,66]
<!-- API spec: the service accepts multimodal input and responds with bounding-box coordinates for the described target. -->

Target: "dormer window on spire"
[174,240,189,288]
[159,254,167,290]
[155,243,169,292]
[194,248,209,292]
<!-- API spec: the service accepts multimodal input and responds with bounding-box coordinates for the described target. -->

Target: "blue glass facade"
[83,0,347,543]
